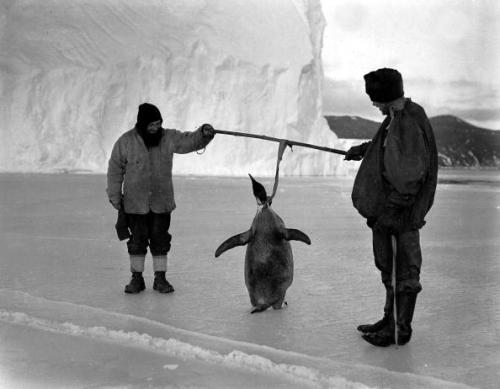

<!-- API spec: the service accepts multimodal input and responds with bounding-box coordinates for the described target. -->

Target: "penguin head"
[248,174,271,206]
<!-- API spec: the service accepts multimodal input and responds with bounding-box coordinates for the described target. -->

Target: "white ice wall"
[0,0,349,175]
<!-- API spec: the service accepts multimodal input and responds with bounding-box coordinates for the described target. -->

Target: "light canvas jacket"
[107,127,211,214]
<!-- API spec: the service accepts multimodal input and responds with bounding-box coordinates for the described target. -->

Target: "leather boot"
[361,292,418,347]
[357,285,394,333]
[124,272,145,294]
[361,319,395,347]
[153,271,174,293]
[396,293,417,345]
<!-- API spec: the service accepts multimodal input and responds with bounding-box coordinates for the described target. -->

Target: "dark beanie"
[364,68,404,103]
[136,103,162,126]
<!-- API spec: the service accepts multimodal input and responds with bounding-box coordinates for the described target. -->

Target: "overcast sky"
[321,0,500,129]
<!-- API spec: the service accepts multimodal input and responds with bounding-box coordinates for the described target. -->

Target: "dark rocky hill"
[324,115,500,167]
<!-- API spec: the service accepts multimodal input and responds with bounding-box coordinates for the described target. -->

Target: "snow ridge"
[0,310,370,389]
[0,288,474,389]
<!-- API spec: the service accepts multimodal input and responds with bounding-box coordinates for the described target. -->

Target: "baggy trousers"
[126,212,172,256]
[372,228,423,294]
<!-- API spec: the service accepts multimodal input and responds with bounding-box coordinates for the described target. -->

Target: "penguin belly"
[245,242,293,312]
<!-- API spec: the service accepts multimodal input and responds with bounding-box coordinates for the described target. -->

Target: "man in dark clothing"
[345,68,438,346]
[107,103,215,294]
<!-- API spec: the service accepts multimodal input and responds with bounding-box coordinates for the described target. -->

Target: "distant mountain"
[324,114,500,168]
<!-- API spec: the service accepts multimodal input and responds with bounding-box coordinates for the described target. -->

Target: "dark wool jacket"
[351,98,438,229]
[107,126,212,215]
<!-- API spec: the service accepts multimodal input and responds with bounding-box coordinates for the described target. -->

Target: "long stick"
[391,235,399,346]
[214,129,347,155]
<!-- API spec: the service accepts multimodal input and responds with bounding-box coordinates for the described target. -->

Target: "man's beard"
[137,125,163,148]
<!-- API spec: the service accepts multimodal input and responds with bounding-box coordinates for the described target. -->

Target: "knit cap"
[137,103,162,126]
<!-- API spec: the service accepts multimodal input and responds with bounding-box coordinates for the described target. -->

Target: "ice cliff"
[0,0,348,176]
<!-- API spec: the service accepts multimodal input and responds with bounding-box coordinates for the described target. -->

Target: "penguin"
[215,174,311,313]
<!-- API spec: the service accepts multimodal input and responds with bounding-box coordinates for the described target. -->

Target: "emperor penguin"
[215,174,311,313]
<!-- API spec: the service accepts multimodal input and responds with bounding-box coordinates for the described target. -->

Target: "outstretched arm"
[172,123,215,154]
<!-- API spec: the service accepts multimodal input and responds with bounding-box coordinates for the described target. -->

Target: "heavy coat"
[107,127,211,214]
[352,99,438,230]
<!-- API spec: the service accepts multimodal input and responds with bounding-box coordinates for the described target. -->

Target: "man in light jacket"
[107,103,215,294]
[345,68,438,346]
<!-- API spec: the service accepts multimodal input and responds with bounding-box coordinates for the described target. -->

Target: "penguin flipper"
[284,228,311,245]
[215,230,251,257]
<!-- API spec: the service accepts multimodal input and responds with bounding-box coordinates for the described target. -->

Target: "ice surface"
[0,0,352,176]
[0,171,498,388]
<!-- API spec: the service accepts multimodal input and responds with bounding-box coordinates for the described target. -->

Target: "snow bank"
[0,288,474,389]
[0,310,371,389]
[0,0,348,176]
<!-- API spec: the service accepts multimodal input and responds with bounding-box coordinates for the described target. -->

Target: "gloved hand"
[344,143,369,161]
[201,123,215,139]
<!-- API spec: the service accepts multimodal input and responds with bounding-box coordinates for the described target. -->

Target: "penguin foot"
[251,305,270,314]
[272,300,288,310]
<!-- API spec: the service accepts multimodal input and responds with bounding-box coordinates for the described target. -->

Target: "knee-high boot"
[397,293,417,345]
[357,285,394,333]
[361,292,418,347]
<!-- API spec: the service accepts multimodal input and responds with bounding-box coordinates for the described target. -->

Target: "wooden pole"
[214,129,347,156]
[391,235,399,346]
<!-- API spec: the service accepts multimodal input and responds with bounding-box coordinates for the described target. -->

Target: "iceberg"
[0,0,350,175]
